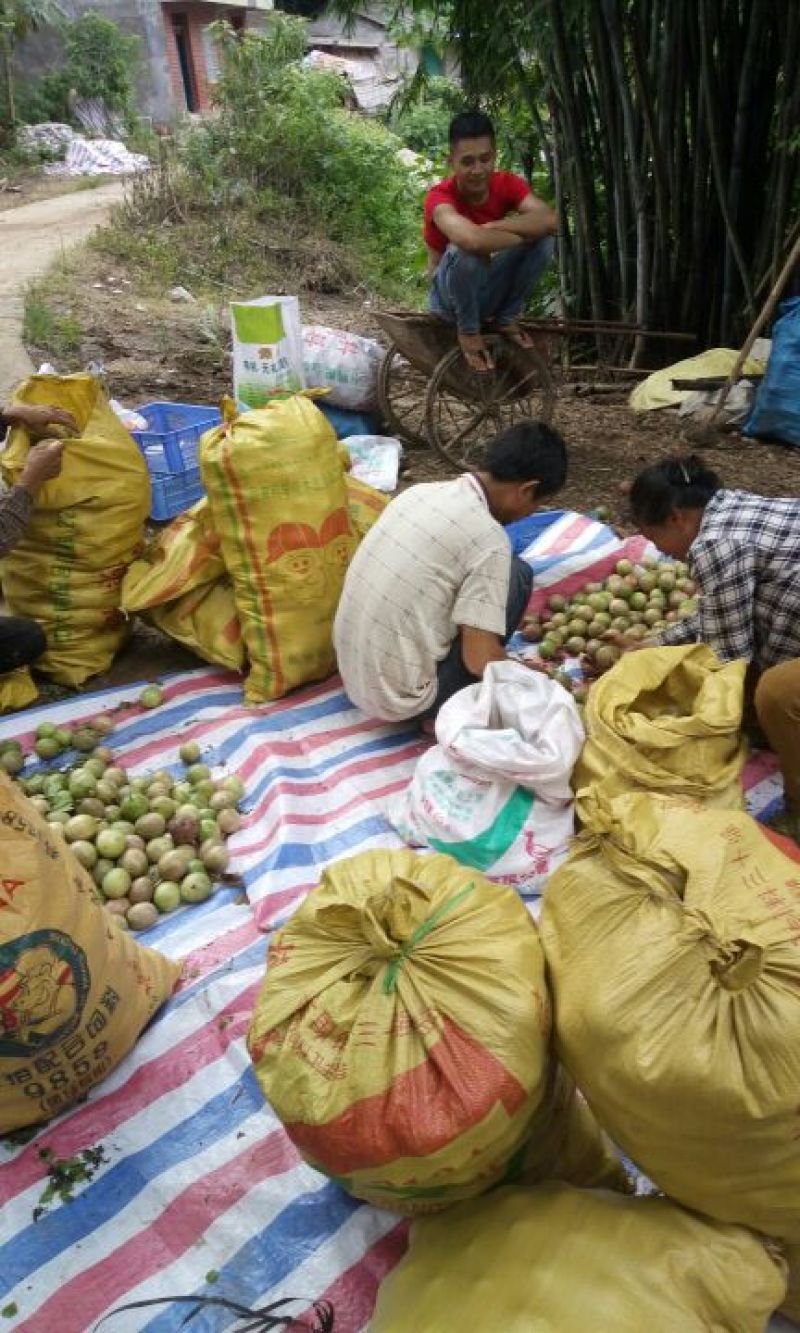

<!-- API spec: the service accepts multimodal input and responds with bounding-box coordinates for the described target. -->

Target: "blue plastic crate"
[147,467,204,523]
[132,401,221,521]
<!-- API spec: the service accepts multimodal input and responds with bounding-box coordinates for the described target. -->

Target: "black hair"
[629,454,722,525]
[485,421,568,497]
[449,110,496,149]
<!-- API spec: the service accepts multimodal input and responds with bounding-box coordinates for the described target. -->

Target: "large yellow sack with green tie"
[1,374,150,685]
[541,791,800,1243]
[370,1183,787,1333]
[247,849,628,1216]
[200,397,355,702]
[573,644,747,825]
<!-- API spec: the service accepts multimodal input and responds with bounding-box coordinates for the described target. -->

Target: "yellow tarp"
[630,348,766,412]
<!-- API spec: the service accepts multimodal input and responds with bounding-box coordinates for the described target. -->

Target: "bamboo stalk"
[698,230,800,435]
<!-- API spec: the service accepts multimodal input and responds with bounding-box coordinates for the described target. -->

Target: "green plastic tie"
[382,882,475,995]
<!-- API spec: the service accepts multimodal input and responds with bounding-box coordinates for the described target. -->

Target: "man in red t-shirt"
[424,110,558,372]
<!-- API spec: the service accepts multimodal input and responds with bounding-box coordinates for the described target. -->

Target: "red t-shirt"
[423,171,530,256]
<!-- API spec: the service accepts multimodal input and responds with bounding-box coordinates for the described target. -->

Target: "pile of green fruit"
[3,725,243,932]
[521,557,697,677]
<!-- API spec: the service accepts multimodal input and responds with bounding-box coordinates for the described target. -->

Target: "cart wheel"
[377,344,429,448]
[425,335,556,472]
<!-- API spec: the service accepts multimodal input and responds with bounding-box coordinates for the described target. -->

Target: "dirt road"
[0,180,125,399]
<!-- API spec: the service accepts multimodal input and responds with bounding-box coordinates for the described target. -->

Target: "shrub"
[179,16,426,295]
[63,13,141,118]
[17,13,141,127]
[388,77,463,162]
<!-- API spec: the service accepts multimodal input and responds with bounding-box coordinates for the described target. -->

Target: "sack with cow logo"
[200,396,355,702]
[0,772,178,1132]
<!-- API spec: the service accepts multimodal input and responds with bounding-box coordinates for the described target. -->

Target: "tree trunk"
[1,24,16,128]
[698,0,755,339]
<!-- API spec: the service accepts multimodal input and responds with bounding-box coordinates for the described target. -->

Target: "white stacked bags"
[389,661,583,897]
[301,325,384,410]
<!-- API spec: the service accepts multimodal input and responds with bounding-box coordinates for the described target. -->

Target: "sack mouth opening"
[709,938,764,991]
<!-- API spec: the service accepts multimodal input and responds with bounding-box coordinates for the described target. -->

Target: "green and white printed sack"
[231,295,305,408]
[388,661,583,899]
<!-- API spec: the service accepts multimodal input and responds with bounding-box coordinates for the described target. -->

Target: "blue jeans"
[429,238,555,335]
[420,556,533,720]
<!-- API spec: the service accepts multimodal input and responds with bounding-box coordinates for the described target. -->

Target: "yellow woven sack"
[0,667,38,714]
[200,397,355,703]
[781,1247,800,1324]
[519,1063,631,1195]
[370,1183,787,1333]
[248,849,554,1214]
[149,578,244,672]
[541,791,800,1243]
[121,499,224,613]
[1,374,150,685]
[0,772,179,1132]
[345,474,389,543]
[574,644,747,825]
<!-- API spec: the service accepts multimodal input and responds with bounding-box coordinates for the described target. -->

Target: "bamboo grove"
[337,0,800,356]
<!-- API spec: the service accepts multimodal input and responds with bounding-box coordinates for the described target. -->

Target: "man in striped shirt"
[334,421,567,724]
[0,401,74,672]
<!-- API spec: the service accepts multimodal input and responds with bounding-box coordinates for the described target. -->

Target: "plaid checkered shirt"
[657,488,800,668]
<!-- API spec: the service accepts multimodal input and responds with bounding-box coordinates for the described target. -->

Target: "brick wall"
[162,3,260,113]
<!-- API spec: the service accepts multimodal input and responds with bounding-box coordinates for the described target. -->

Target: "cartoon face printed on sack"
[266,509,354,602]
[266,522,328,602]
[320,508,353,584]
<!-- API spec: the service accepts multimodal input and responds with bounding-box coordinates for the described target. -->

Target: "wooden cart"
[373,309,695,472]
[374,310,555,472]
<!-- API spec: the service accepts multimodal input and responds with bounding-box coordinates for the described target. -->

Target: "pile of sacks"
[248,641,800,1328]
[121,396,388,703]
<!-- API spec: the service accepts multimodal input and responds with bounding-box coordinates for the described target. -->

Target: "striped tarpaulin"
[0,515,788,1332]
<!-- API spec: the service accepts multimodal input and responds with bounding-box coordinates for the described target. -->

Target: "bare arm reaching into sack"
[0,434,65,558]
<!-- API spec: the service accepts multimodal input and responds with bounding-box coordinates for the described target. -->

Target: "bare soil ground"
[27,242,800,523]
[15,222,799,704]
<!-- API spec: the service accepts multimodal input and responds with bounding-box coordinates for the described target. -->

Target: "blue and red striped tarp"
[0,512,788,1332]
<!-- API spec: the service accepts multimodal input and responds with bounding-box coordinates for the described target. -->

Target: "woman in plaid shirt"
[626,454,800,838]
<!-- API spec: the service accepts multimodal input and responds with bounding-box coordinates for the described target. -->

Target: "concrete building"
[19,2,275,127]
[18,1,451,127]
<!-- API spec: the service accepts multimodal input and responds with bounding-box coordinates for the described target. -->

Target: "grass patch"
[23,292,83,360]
